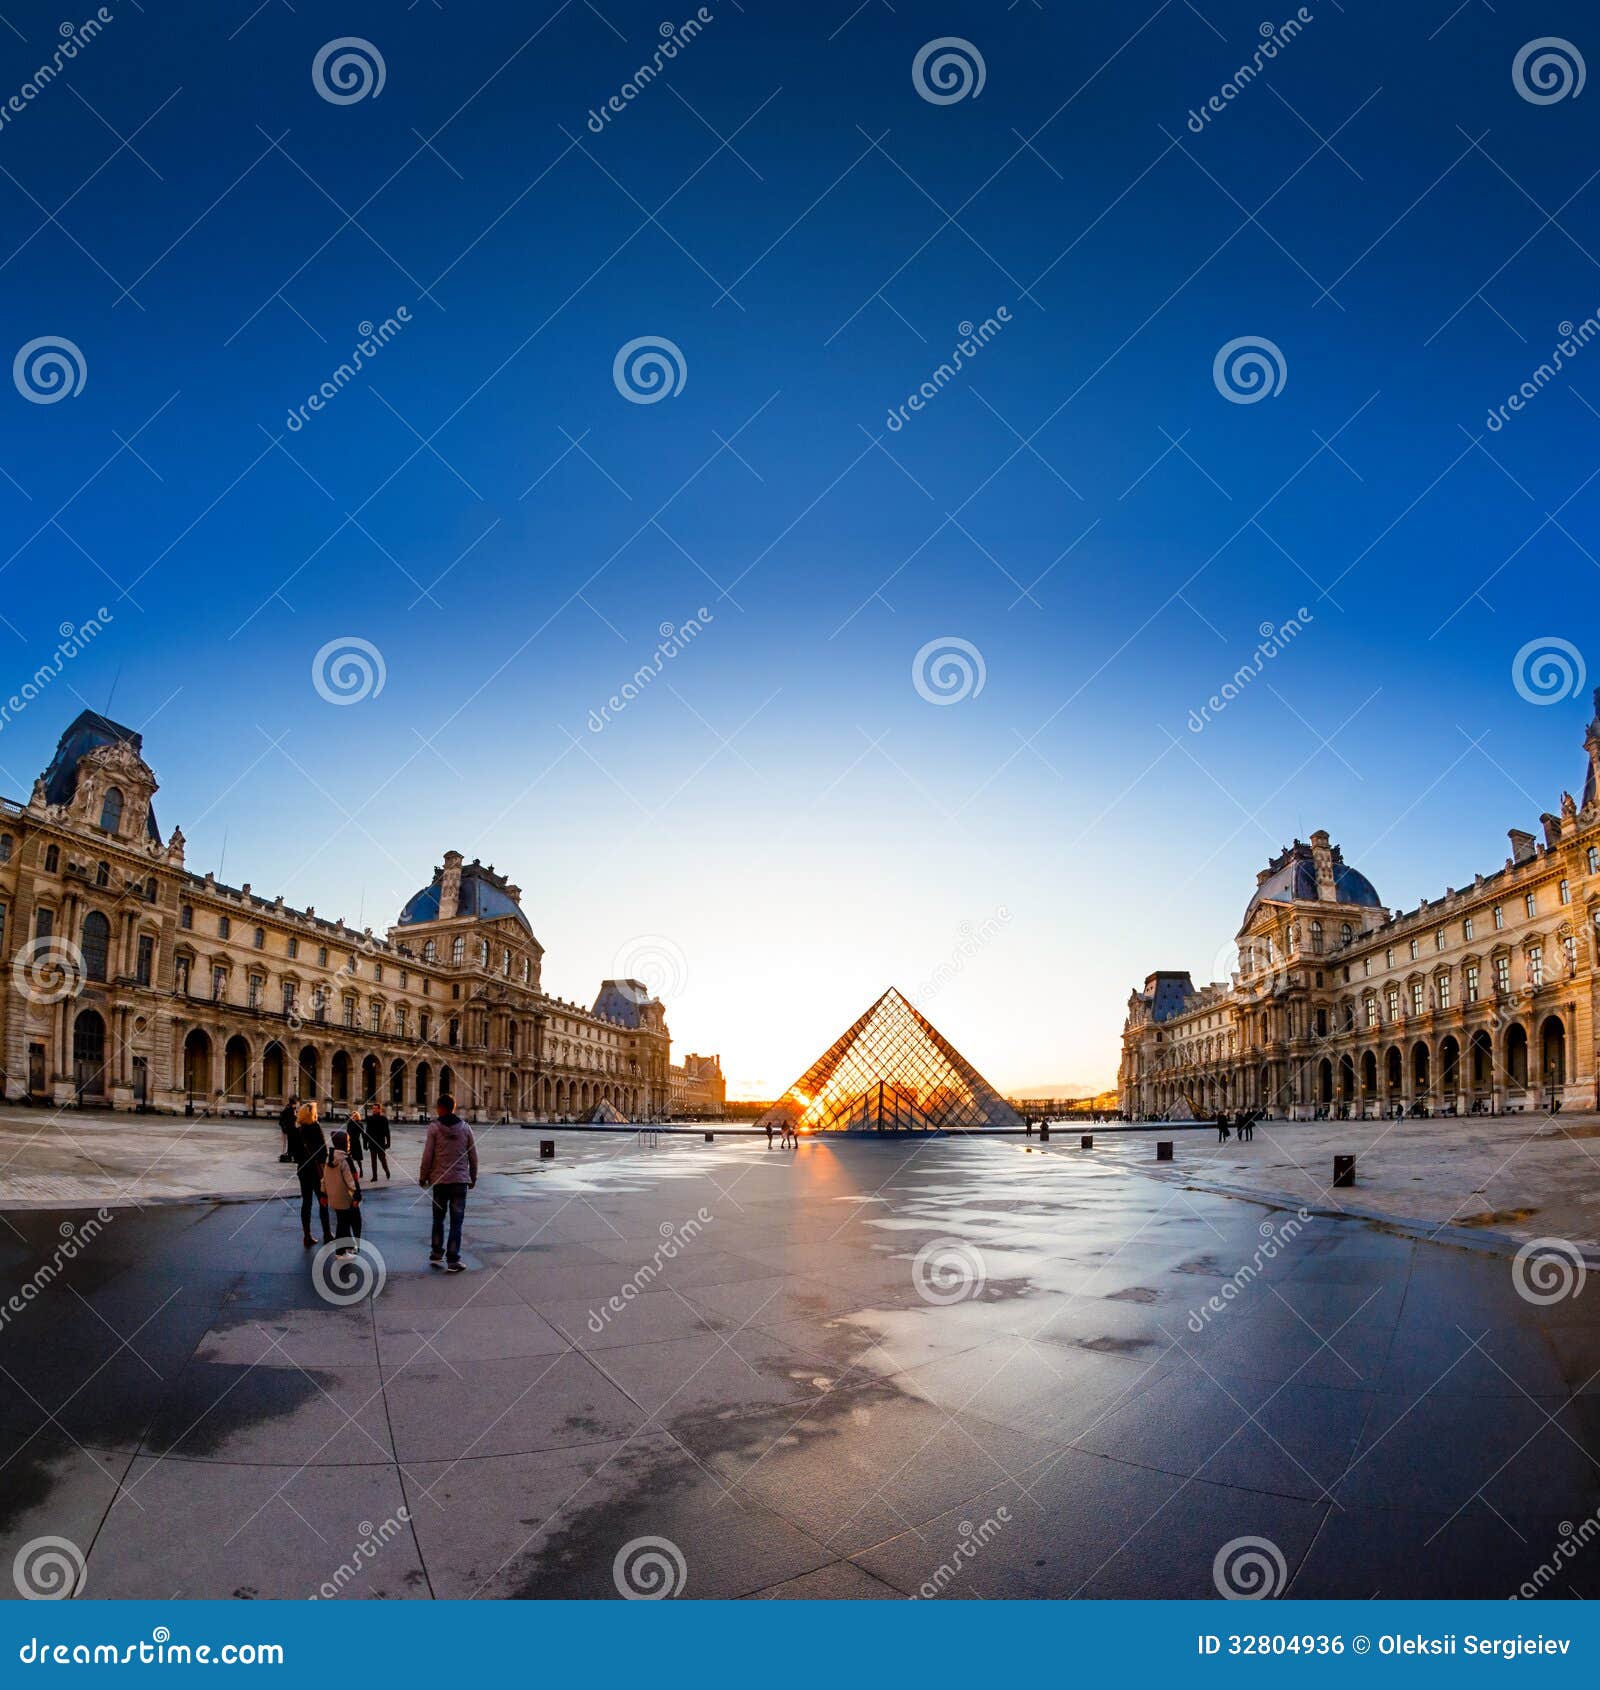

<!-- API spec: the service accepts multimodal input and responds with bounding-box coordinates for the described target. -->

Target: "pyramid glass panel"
[757,987,1022,1132]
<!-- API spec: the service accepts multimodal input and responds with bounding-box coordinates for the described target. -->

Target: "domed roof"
[1243,837,1381,924]
[398,860,533,937]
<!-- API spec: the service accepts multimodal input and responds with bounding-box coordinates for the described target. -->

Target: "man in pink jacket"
[419,1092,478,1271]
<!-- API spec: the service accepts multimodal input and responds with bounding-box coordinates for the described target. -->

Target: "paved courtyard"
[3,1127,1600,1599]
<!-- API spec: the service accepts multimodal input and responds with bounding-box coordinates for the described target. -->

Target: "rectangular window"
[1529,944,1544,988]
[135,934,154,986]
[1493,905,1504,930]
[1437,973,1450,1009]
[419,1011,430,1041]
[1466,964,1479,1002]
[218,916,230,939]
[396,1007,408,1038]
[1564,934,1578,973]
[1385,947,1394,970]
[1589,846,1599,875]
[1386,987,1399,1021]
[315,991,327,1025]
[1365,998,1378,1028]
[343,997,356,1028]
[1463,916,1474,942]
[1435,929,1445,951]
[282,982,295,1016]
[1362,956,1372,977]
[1559,878,1571,904]
[370,1002,381,1033]
[1408,939,1419,961]
[318,947,328,967]
[1525,892,1537,918]
[287,936,298,959]
[247,974,262,1008]
[180,905,192,930]
[35,908,53,940]
[1495,954,1511,994]
[1410,982,1424,1016]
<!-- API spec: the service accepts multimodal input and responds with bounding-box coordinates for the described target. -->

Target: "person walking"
[323,1128,363,1254]
[765,1121,774,1149]
[278,1095,297,1162]
[345,1111,366,1179]
[419,1091,477,1272]
[287,1102,331,1248]
[1216,1112,1229,1144]
[365,1101,392,1181]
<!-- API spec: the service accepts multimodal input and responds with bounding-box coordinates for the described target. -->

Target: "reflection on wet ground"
[2,1131,1599,1599]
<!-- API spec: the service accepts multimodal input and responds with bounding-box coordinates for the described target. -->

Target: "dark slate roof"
[41,710,160,842]
[592,979,655,1027]
[397,862,533,936]
[1148,973,1195,1023]
[1243,841,1381,921]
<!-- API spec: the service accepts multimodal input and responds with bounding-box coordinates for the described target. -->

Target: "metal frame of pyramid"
[756,987,1023,1133]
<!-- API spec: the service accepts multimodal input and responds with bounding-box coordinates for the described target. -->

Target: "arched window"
[98,787,124,834]
[80,910,111,982]
[478,939,489,967]
[423,940,436,962]
[1310,920,1324,954]
[1340,923,1353,946]
[451,937,465,965]
[44,844,59,873]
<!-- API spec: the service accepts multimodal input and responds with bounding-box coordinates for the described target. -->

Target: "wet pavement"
[3,1132,1600,1600]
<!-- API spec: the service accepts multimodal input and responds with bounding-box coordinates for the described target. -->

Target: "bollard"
[704,1131,715,1143]
[1081,1134,1094,1150]
[1156,1140,1174,1162]
[1333,1154,1355,1188]
[539,1139,555,1159]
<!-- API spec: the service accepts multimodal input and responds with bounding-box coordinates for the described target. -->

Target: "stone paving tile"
[87,1456,426,1599]
[406,1432,834,1598]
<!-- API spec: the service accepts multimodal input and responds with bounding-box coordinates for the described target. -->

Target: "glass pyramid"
[758,987,1023,1133]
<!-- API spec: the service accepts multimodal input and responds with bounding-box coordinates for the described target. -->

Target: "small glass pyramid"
[757,987,1022,1133]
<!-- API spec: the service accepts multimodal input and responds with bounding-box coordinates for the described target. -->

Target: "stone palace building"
[0,712,677,1120]
[1120,694,1600,1121]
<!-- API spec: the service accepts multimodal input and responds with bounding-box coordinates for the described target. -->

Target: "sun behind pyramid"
[757,987,1022,1133]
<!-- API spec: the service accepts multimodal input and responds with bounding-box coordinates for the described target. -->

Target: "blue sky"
[1,0,1598,1095]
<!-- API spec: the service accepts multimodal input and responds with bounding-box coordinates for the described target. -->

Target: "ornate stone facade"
[668,1052,725,1117]
[1119,696,1600,1121]
[0,713,675,1120]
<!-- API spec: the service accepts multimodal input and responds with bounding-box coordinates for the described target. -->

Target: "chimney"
[1309,830,1337,901]
[438,851,464,921]
[1508,828,1537,866]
